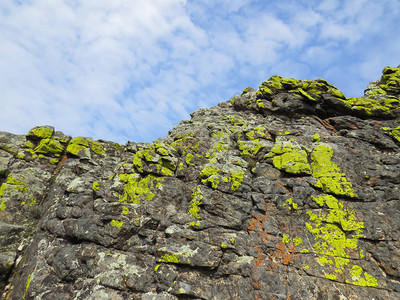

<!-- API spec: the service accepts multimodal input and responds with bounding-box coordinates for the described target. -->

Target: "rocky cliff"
[1,66,400,300]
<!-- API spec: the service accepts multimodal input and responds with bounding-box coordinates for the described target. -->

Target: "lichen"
[266,141,311,175]
[200,166,221,189]
[350,265,378,287]
[91,141,105,155]
[311,144,356,197]
[118,173,163,204]
[159,253,180,264]
[189,187,202,228]
[27,126,53,139]
[21,274,32,300]
[33,138,64,157]
[305,194,377,285]
[283,197,298,210]
[110,220,124,228]
[231,170,244,191]
[92,181,100,191]
[66,137,89,156]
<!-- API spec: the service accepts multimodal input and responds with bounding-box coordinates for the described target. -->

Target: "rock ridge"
[0,66,400,299]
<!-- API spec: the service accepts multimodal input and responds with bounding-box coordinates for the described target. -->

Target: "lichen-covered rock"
[1,66,400,299]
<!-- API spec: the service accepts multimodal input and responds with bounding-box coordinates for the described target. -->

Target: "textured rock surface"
[1,66,400,299]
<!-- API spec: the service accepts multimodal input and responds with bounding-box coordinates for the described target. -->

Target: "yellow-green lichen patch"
[66,137,90,156]
[110,220,124,228]
[185,153,196,166]
[310,144,356,197]
[200,166,220,189]
[256,76,345,103]
[118,173,163,204]
[266,141,312,175]
[325,273,336,281]
[344,97,391,115]
[221,242,228,249]
[49,158,59,165]
[33,138,64,157]
[231,170,244,191]
[92,181,100,191]
[350,265,378,287]
[0,199,6,211]
[159,253,180,264]
[0,174,33,209]
[27,126,54,139]
[133,143,177,176]
[91,141,105,155]
[305,194,377,285]
[382,126,400,142]
[21,274,32,300]
[313,134,321,143]
[189,187,202,228]
[283,197,298,210]
[282,234,291,244]
[122,206,129,215]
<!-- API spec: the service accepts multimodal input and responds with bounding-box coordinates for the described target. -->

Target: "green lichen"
[325,273,336,281]
[27,126,53,139]
[66,137,89,156]
[266,141,311,175]
[293,237,303,246]
[133,143,176,176]
[154,264,161,272]
[25,141,35,149]
[283,197,298,210]
[383,126,400,142]
[237,140,263,156]
[110,220,123,228]
[50,158,59,165]
[257,76,345,104]
[231,171,244,191]
[256,99,265,108]
[221,242,228,249]
[22,274,32,300]
[91,141,105,155]
[0,174,31,210]
[350,265,378,287]
[92,181,100,191]
[311,145,356,197]
[185,153,195,166]
[282,234,290,244]
[313,134,321,143]
[159,253,180,264]
[200,166,220,189]
[305,194,377,285]
[0,199,6,211]
[118,173,163,204]
[34,138,64,157]
[189,187,202,228]
[122,206,129,215]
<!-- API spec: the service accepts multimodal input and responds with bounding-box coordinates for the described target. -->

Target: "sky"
[1,0,399,144]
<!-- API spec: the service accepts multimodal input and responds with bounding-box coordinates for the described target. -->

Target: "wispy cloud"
[0,0,399,143]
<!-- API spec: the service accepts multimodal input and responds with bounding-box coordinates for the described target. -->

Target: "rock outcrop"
[1,66,400,299]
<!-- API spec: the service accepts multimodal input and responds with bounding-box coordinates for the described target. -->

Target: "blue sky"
[1,0,399,144]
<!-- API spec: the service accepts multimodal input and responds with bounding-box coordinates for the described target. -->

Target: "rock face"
[1,66,400,300]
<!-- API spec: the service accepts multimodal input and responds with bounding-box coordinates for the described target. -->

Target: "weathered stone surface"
[1,66,400,299]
